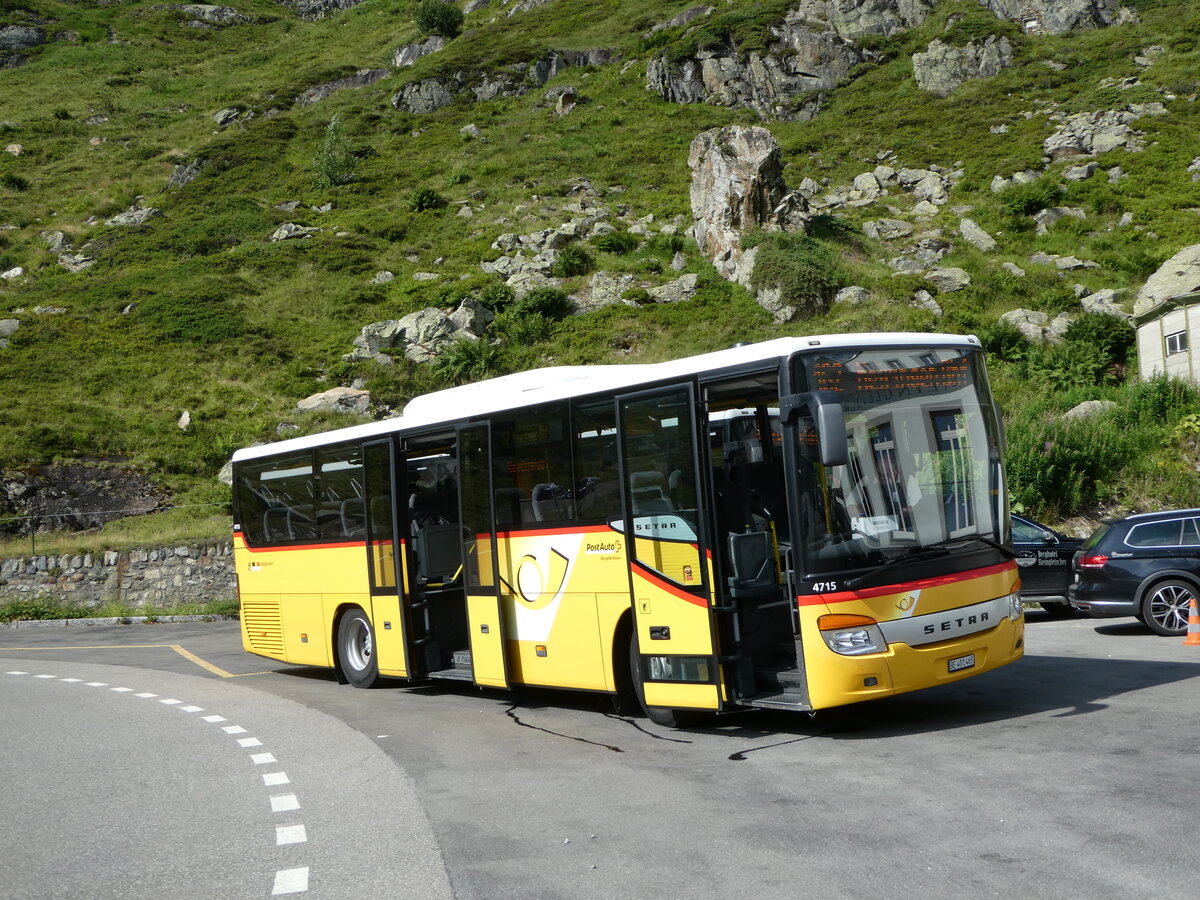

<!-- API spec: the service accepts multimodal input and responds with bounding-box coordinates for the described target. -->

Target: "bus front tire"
[337,608,381,688]
[628,630,696,728]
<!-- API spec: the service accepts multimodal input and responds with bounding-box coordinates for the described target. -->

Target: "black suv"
[1069,509,1200,636]
[1011,513,1084,616]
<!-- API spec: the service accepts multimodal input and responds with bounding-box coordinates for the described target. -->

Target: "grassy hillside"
[2,0,1200,544]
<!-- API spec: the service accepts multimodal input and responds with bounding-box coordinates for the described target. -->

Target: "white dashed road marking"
[6,668,311,895]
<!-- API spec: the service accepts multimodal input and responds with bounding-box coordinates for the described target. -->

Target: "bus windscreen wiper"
[842,534,1012,590]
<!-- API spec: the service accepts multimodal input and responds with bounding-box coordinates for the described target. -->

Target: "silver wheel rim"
[1148,584,1192,632]
[345,618,372,672]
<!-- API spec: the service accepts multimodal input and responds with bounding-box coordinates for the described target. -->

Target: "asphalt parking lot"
[2,608,1198,899]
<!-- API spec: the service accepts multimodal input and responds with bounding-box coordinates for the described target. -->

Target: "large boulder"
[295,68,388,107]
[0,25,45,52]
[1133,245,1200,316]
[976,0,1120,34]
[687,125,808,280]
[787,0,935,38]
[912,37,1013,97]
[296,386,371,415]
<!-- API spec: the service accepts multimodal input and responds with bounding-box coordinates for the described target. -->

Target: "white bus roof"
[232,332,980,463]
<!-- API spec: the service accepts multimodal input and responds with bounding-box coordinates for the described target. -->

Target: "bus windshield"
[793,346,1007,580]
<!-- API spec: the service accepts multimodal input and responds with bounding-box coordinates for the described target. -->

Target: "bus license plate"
[948,653,975,673]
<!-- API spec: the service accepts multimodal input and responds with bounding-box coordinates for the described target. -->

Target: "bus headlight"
[1006,592,1023,621]
[818,614,887,656]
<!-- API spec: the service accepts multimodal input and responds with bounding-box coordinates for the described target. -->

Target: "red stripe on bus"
[797,561,1017,607]
[630,563,709,608]
[234,533,371,553]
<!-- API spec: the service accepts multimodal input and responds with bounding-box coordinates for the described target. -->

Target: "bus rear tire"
[337,608,381,688]
[628,630,697,728]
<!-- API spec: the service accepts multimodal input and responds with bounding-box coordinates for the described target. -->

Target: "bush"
[511,287,573,320]
[408,187,447,212]
[977,320,1028,362]
[312,115,356,189]
[997,176,1062,217]
[493,311,556,344]
[748,233,846,319]
[553,243,594,278]
[435,337,501,384]
[1007,416,1132,518]
[479,281,516,312]
[1,173,30,192]
[592,230,640,254]
[1063,313,1135,364]
[414,0,464,38]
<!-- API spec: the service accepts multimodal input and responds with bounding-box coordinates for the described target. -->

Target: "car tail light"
[1077,555,1108,569]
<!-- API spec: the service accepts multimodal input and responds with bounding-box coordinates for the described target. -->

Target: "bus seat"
[263,506,292,542]
[727,531,777,599]
[630,471,674,514]
[339,497,366,538]
[532,483,573,522]
[416,523,462,584]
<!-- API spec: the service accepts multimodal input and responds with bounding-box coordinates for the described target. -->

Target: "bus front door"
[458,423,510,689]
[617,385,722,716]
[362,437,425,679]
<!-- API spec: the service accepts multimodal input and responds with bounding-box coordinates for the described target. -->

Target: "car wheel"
[337,608,382,687]
[1140,580,1196,637]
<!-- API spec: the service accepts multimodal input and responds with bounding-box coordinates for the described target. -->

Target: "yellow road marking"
[0,642,254,679]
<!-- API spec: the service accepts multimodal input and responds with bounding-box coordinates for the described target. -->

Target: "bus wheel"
[628,630,695,728]
[337,608,381,688]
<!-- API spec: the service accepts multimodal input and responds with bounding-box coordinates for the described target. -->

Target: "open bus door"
[362,437,424,679]
[457,422,510,689]
[617,385,722,719]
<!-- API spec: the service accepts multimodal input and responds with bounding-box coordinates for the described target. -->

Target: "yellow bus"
[232,334,1023,725]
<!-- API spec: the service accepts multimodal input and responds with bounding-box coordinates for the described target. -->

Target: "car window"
[1126,520,1183,547]
[1185,519,1200,547]
[1010,517,1045,542]
[1081,523,1111,551]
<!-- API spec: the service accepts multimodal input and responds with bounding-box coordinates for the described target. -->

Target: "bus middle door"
[362,437,424,679]
[458,422,510,689]
[617,385,722,715]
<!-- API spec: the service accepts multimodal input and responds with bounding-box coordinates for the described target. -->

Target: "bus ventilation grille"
[242,599,285,655]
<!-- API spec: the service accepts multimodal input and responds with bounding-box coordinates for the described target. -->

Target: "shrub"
[511,287,573,320]
[312,115,356,189]
[592,230,640,254]
[1,173,30,192]
[997,176,1062,217]
[748,233,846,319]
[1063,313,1135,364]
[621,287,653,305]
[1023,342,1110,390]
[1007,415,1132,517]
[414,0,464,38]
[479,281,515,312]
[408,187,447,212]
[553,243,594,278]
[493,311,556,344]
[977,320,1028,362]
[435,337,500,384]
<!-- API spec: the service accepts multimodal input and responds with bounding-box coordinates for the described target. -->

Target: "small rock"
[1001,262,1027,278]
[959,218,997,252]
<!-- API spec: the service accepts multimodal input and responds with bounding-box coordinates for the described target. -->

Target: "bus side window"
[572,397,620,522]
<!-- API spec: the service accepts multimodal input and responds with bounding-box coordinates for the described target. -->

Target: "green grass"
[2,0,1200,533]
[0,594,240,623]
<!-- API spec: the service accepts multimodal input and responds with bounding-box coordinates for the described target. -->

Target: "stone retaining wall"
[0,543,236,609]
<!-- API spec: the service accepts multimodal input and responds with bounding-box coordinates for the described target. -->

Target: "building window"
[1166,330,1188,356]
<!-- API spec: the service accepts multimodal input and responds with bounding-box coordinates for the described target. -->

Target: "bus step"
[428,668,474,683]
[755,667,805,690]
[743,690,812,711]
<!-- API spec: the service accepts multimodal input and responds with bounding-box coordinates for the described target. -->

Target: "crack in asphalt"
[505,701,624,752]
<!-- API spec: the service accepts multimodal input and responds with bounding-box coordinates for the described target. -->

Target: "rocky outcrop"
[688,125,809,287]
[788,0,934,38]
[912,36,1012,96]
[1,464,169,535]
[391,49,613,113]
[285,0,365,22]
[1043,104,1167,159]
[175,5,253,27]
[346,301,492,365]
[0,25,45,52]
[295,68,389,106]
[1133,245,1200,316]
[646,18,873,121]
[295,386,371,415]
[392,35,446,67]
[976,0,1120,35]
[105,200,162,227]
[1000,308,1072,344]
[167,156,208,190]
